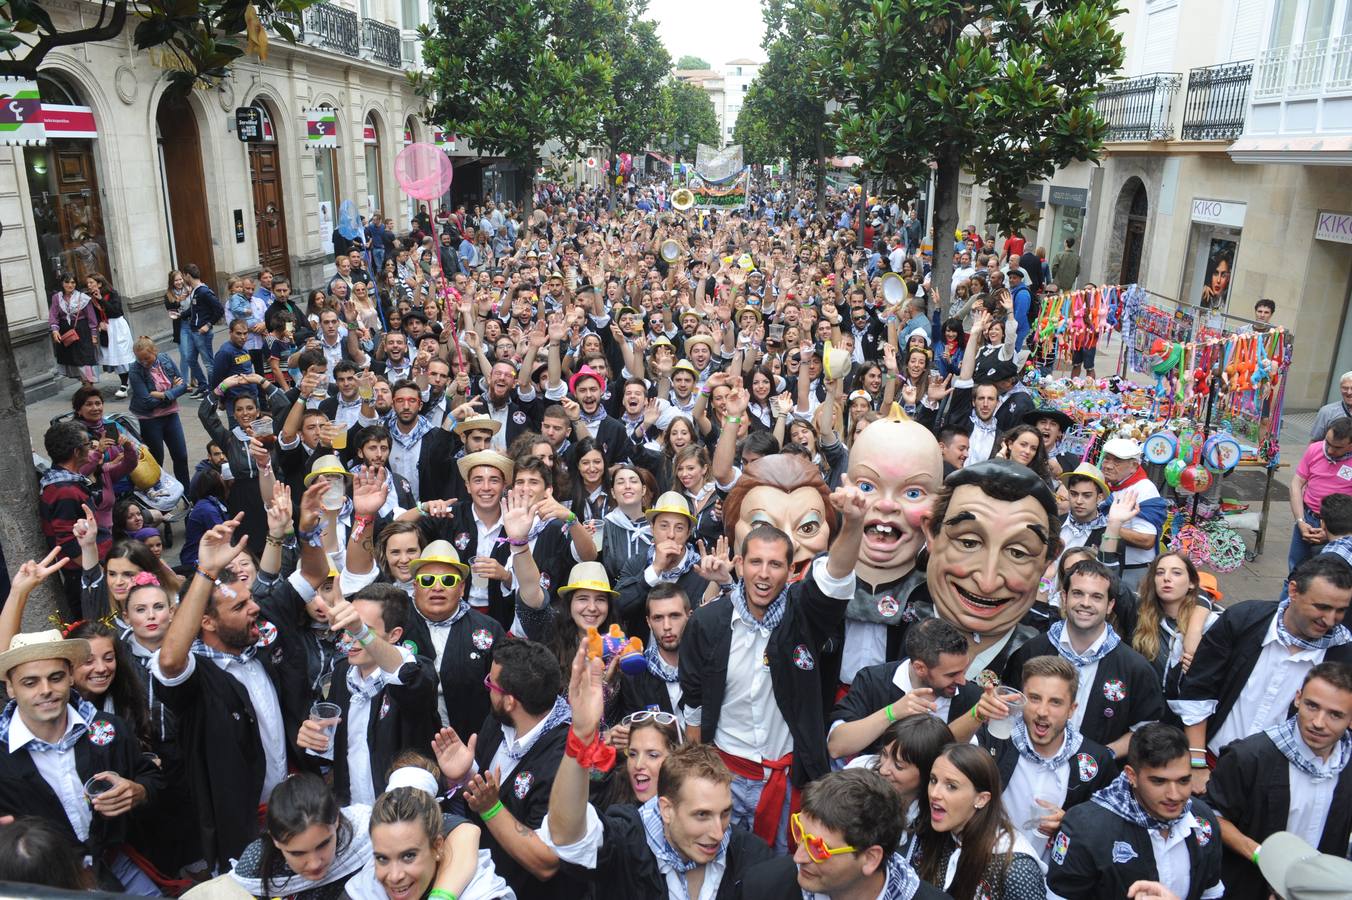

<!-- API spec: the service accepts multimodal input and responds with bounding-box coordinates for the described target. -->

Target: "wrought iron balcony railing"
[1094,73,1183,142]
[1181,61,1252,141]
[303,1,359,57]
[361,19,402,68]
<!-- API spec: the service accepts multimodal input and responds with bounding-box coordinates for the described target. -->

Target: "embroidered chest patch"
[454,532,471,552]
[256,619,278,648]
[1051,831,1070,865]
[513,770,533,799]
[1111,840,1137,863]
[379,696,391,720]
[472,628,495,651]
[1196,819,1213,846]
[1075,752,1099,782]
[1102,679,1126,702]
[88,720,116,747]
[876,595,899,618]
[512,411,528,425]
[792,644,815,671]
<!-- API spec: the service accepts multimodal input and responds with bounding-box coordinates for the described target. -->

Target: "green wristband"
[1251,847,1260,865]
[884,703,896,723]
[429,890,458,900]
[481,800,505,822]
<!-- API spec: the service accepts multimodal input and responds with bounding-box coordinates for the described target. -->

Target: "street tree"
[808,0,1125,303]
[733,37,827,204]
[675,54,711,70]
[599,3,672,206]
[418,0,616,217]
[0,0,308,91]
[655,78,719,161]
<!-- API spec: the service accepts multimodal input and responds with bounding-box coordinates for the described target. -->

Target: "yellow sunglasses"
[790,812,857,863]
[415,572,463,589]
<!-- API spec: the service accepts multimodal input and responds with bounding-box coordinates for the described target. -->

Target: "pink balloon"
[395,142,454,201]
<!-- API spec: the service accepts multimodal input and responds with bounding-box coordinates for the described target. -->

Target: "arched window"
[364,113,383,215]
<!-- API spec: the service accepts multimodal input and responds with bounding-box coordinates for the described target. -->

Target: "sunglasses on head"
[620,710,678,728]
[415,572,463,589]
[790,812,857,863]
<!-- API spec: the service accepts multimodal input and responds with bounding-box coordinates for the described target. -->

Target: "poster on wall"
[319,200,334,255]
[0,77,45,146]
[1199,237,1236,310]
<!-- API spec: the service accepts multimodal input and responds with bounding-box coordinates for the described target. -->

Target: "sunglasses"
[415,572,463,589]
[790,812,857,863]
[620,710,679,728]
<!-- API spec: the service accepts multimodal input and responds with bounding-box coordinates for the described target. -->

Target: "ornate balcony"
[303,1,359,57]
[1181,62,1252,141]
[1095,73,1183,142]
[361,19,402,68]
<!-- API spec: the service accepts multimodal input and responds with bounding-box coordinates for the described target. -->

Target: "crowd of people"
[7,178,1350,900]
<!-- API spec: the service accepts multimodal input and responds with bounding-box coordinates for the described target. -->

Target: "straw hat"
[409,539,470,578]
[457,449,514,485]
[1058,462,1110,497]
[558,561,618,598]
[684,335,715,352]
[0,630,91,682]
[671,359,700,377]
[453,413,502,437]
[645,490,696,524]
[304,454,350,486]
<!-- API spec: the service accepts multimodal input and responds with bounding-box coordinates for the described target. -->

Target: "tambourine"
[1202,434,1242,473]
[1143,432,1178,466]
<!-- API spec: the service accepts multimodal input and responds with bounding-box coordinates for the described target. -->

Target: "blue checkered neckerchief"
[639,795,727,880]
[644,645,680,683]
[191,636,257,665]
[646,543,700,583]
[422,600,470,628]
[1265,715,1352,782]
[1048,621,1121,669]
[1275,600,1352,652]
[808,853,919,900]
[1010,717,1083,773]
[1091,772,1192,837]
[729,581,788,636]
[0,697,98,752]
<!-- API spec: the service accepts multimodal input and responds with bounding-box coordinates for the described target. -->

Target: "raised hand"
[722,385,749,417]
[694,536,733,586]
[9,547,66,597]
[829,474,869,522]
[431,726,478,783]
[568,641,607,743]
[1106,490,1140,530]
[266,482,293,535]
[197,514,248,574]
[501,487,534,543]
[351,466,389,517]
[73,503,98,552]
[926,375,953,404]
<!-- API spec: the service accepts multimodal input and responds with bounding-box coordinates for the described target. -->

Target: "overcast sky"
[646,0,766,67]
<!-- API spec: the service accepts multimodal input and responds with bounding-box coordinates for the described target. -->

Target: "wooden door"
[157,95,216,291]
[1121,220,1146,285]
[51,141,108,282]
[249,143,291,278]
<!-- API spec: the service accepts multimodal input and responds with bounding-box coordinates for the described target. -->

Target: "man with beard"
[1048,724,1224,900]
[563,364,633,466]
[152,514,309,872]
[617,492,711,640]
[1205,662,1352,900]
[615,583,691,735]
[1004,558,1164,757]
[373,331,414,383]
[482,359,538,452]
[432,639,579,900]
[978,655,1117,858]
[828,617,983,758]
[920,459,1061,682]
[382,380,455,503]
[837,414,944,683]
[680,479,867,853]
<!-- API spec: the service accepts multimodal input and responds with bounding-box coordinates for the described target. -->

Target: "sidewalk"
[20,368,1305,604]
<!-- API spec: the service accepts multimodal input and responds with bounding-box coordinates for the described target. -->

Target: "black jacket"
[617,550,711,642]
[1048,796,1224,900]
[575,804,773,899]
[679,562,850,788]
[618,667,682,719]
[830,660,981,753]
[1005,635,1165,748]
[1206,729,1352,900]
[399,606,506,743]
[324,655,440,806]
[1172,599,1352,743]
[977,730,1118,818]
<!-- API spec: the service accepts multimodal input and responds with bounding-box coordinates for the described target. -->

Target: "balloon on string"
[395,142,454,201]
[336,200,362,240]
[1164,458,1187,488]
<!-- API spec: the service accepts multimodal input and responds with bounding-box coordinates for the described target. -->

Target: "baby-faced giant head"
[848,417,944,584]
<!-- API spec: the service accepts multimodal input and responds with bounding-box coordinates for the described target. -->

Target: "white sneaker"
[114,387,128,399]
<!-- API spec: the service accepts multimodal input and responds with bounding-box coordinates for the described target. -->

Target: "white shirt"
[1111,479,1161,567]
[9,705,93,841]
[1285,734,1349,847]
[345,648,414,806]
[840,618,888,684]
[1003,746,1069,858]
[485,397,511,451]
[966,626,1018,681]
[387,423,424,500]
[712,557,854,763]
[1148,812,1224,900]
[893,659,952,721]
[1207,613,1325,755]
[153,649,288,802]
[1057,627,1106,731]
[469,508,505,608]
[965,416,998,466]
[489,711,555,781]
[541,803,728,900]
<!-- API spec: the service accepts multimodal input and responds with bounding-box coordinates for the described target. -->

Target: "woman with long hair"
[865,715,954,841]
[911,744,1046,900]
[75,501,180,623]
[568,437,610,522]
[672,444,720,548]
[198,373,286,557]
[937,317,967,378]
[997,424,1053,487]
[230,774,368,899]
[64,619,155,751]
[632,414,698,495]
[86,273,135,397]
[599,463,655,577]
[47,271,98,387]
[128,335,191,488]
[899,347,933,417]
[602,712,683,808]
[163,269,188,362]
[744,366,779,431]
[344,519,426,599]
[1132,551,1219,681]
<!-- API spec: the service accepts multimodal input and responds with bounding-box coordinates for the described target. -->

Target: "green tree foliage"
[808,0,1125,302]
[655,78,719,159]
[675,54,711,70]
[599,2,672,200]
[418,0,616,212]
[0,0,309,91]
[759,1,830,205]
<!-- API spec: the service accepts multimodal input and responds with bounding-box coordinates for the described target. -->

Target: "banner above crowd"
[690,143,748,210]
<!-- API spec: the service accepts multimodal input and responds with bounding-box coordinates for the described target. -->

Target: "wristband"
[884,703,896,723]
[429,891,457,900]
[349,624,374,647]
[351,514,374,541]
[1251,847,1261,865]
[565,727,617,773]
[724,416,743,425]
[970,706,985,722]
[565,512,578,526]
[297,523,326,548]
[480,800,504,822]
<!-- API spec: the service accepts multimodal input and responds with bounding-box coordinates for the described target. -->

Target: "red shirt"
[1005,235,1026,260]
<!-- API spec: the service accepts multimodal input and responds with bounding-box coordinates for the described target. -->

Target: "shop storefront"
[308,106,340,256]
[1181,197,1246,313]
[25,74,109,295]
[1048,185,1088,251]
[1315,210,1352,403]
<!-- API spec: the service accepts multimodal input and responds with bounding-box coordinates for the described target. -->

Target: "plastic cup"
[321,476,346,511]
[252,418,275,447]
[470,556,488,596]
[308,701,341,759]
[330,427,348,450]
[985,686,1026,740]
[589,520,604,551]
[84,775,115,804]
